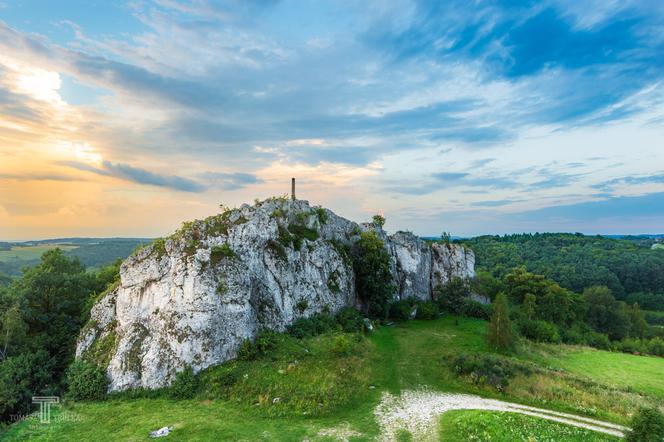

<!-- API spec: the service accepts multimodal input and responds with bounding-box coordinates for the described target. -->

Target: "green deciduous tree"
[487,293,513,352]
[583,286,631,340]
[436,276,471,314]
[353,231,394,319]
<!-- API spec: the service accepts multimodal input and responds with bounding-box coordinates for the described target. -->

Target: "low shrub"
[335,307,365,333]
[451,353,536,391]
[627,407,664,442]
[287,313,338,339]
[168,365,199,399]
[66,360,109,401]
[518,319,561,343]
[210,244,236,266]
[295,299,308,313]
[389,299,416,321]
[647,337,664,356]
[415,301,439,320]
[616,338,647,354]
[331,334,354,355]
[237,330,281,360]
[461,299,491,320]
[584,330,612,350]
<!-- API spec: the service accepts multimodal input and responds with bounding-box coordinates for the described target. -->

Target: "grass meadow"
[4,315,664,441]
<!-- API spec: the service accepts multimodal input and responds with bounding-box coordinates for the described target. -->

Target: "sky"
[0,0,663,240]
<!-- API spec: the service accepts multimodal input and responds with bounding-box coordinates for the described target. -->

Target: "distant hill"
[0,238,151,278]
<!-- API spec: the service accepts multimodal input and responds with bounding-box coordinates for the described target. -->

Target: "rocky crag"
[76,197,474,391]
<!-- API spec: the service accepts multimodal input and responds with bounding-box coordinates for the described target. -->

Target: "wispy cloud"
[61,161,262,193]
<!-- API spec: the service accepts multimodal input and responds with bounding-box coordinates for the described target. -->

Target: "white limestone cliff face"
[76,198,475,391]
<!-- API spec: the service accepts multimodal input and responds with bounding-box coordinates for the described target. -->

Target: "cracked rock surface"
[77,198,475,391]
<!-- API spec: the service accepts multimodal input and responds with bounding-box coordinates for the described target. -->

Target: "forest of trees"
[0,251,119,424]
[461,233,664,309]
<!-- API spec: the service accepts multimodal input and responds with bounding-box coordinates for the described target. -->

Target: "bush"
[66,360,109,401]
[210,244,236,266]
[0,351,56,421]
[461,299,491,319]
[237,330,281,360]
[416,301,439,320]
[647,337,664,356]
[335,307,365,333]
[331,335,354,355]
[584,330,611,350]
[617,338,647,355]
[436,277,471,314]
[451,353,535,391]
[518,319,561,343]
[627,407,664,442]
[389,299,416,321]
[287,313,338,339]
[168,365,199,399]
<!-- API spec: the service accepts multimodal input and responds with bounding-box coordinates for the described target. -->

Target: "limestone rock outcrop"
[76,198,475,391]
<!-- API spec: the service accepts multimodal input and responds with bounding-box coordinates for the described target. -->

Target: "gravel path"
[374,389,629,441]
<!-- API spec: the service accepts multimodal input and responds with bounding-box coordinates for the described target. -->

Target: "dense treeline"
[461,233,664,306]
[0,250,118,424]
[468,267,664,357]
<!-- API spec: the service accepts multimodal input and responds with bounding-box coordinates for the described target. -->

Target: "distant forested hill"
[0,238,149,278]
[460,233,664,302]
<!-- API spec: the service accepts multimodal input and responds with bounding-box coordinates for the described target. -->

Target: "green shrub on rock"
[66,360,109,401]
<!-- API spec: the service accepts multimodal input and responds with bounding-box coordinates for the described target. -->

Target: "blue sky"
[0,0,663,239]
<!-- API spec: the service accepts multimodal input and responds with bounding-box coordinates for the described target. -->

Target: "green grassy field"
[4,316,663,441]
[532,345,664,397]
[0,245,78,262]
[438,410,618,441]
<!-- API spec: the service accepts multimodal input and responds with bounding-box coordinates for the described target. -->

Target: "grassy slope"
[5,316,664,441]
[438,410,618,442]
[532,345,664,397]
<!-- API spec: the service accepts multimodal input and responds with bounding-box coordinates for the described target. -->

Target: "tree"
[537,284,577,326]
[353,231,394,319]
[583,286,631,340]
[628,303,650,339]
[13,249,96,382]
[627,407,664,442]
[487,293,513,352]
[372,214,386,229]
[521,293,536,321]
[436,276,470,314]
[471,270,504,301]
[440,231,451,244]
[0,303,26,361]
[0,351,56,422]
[504,267,549,303]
